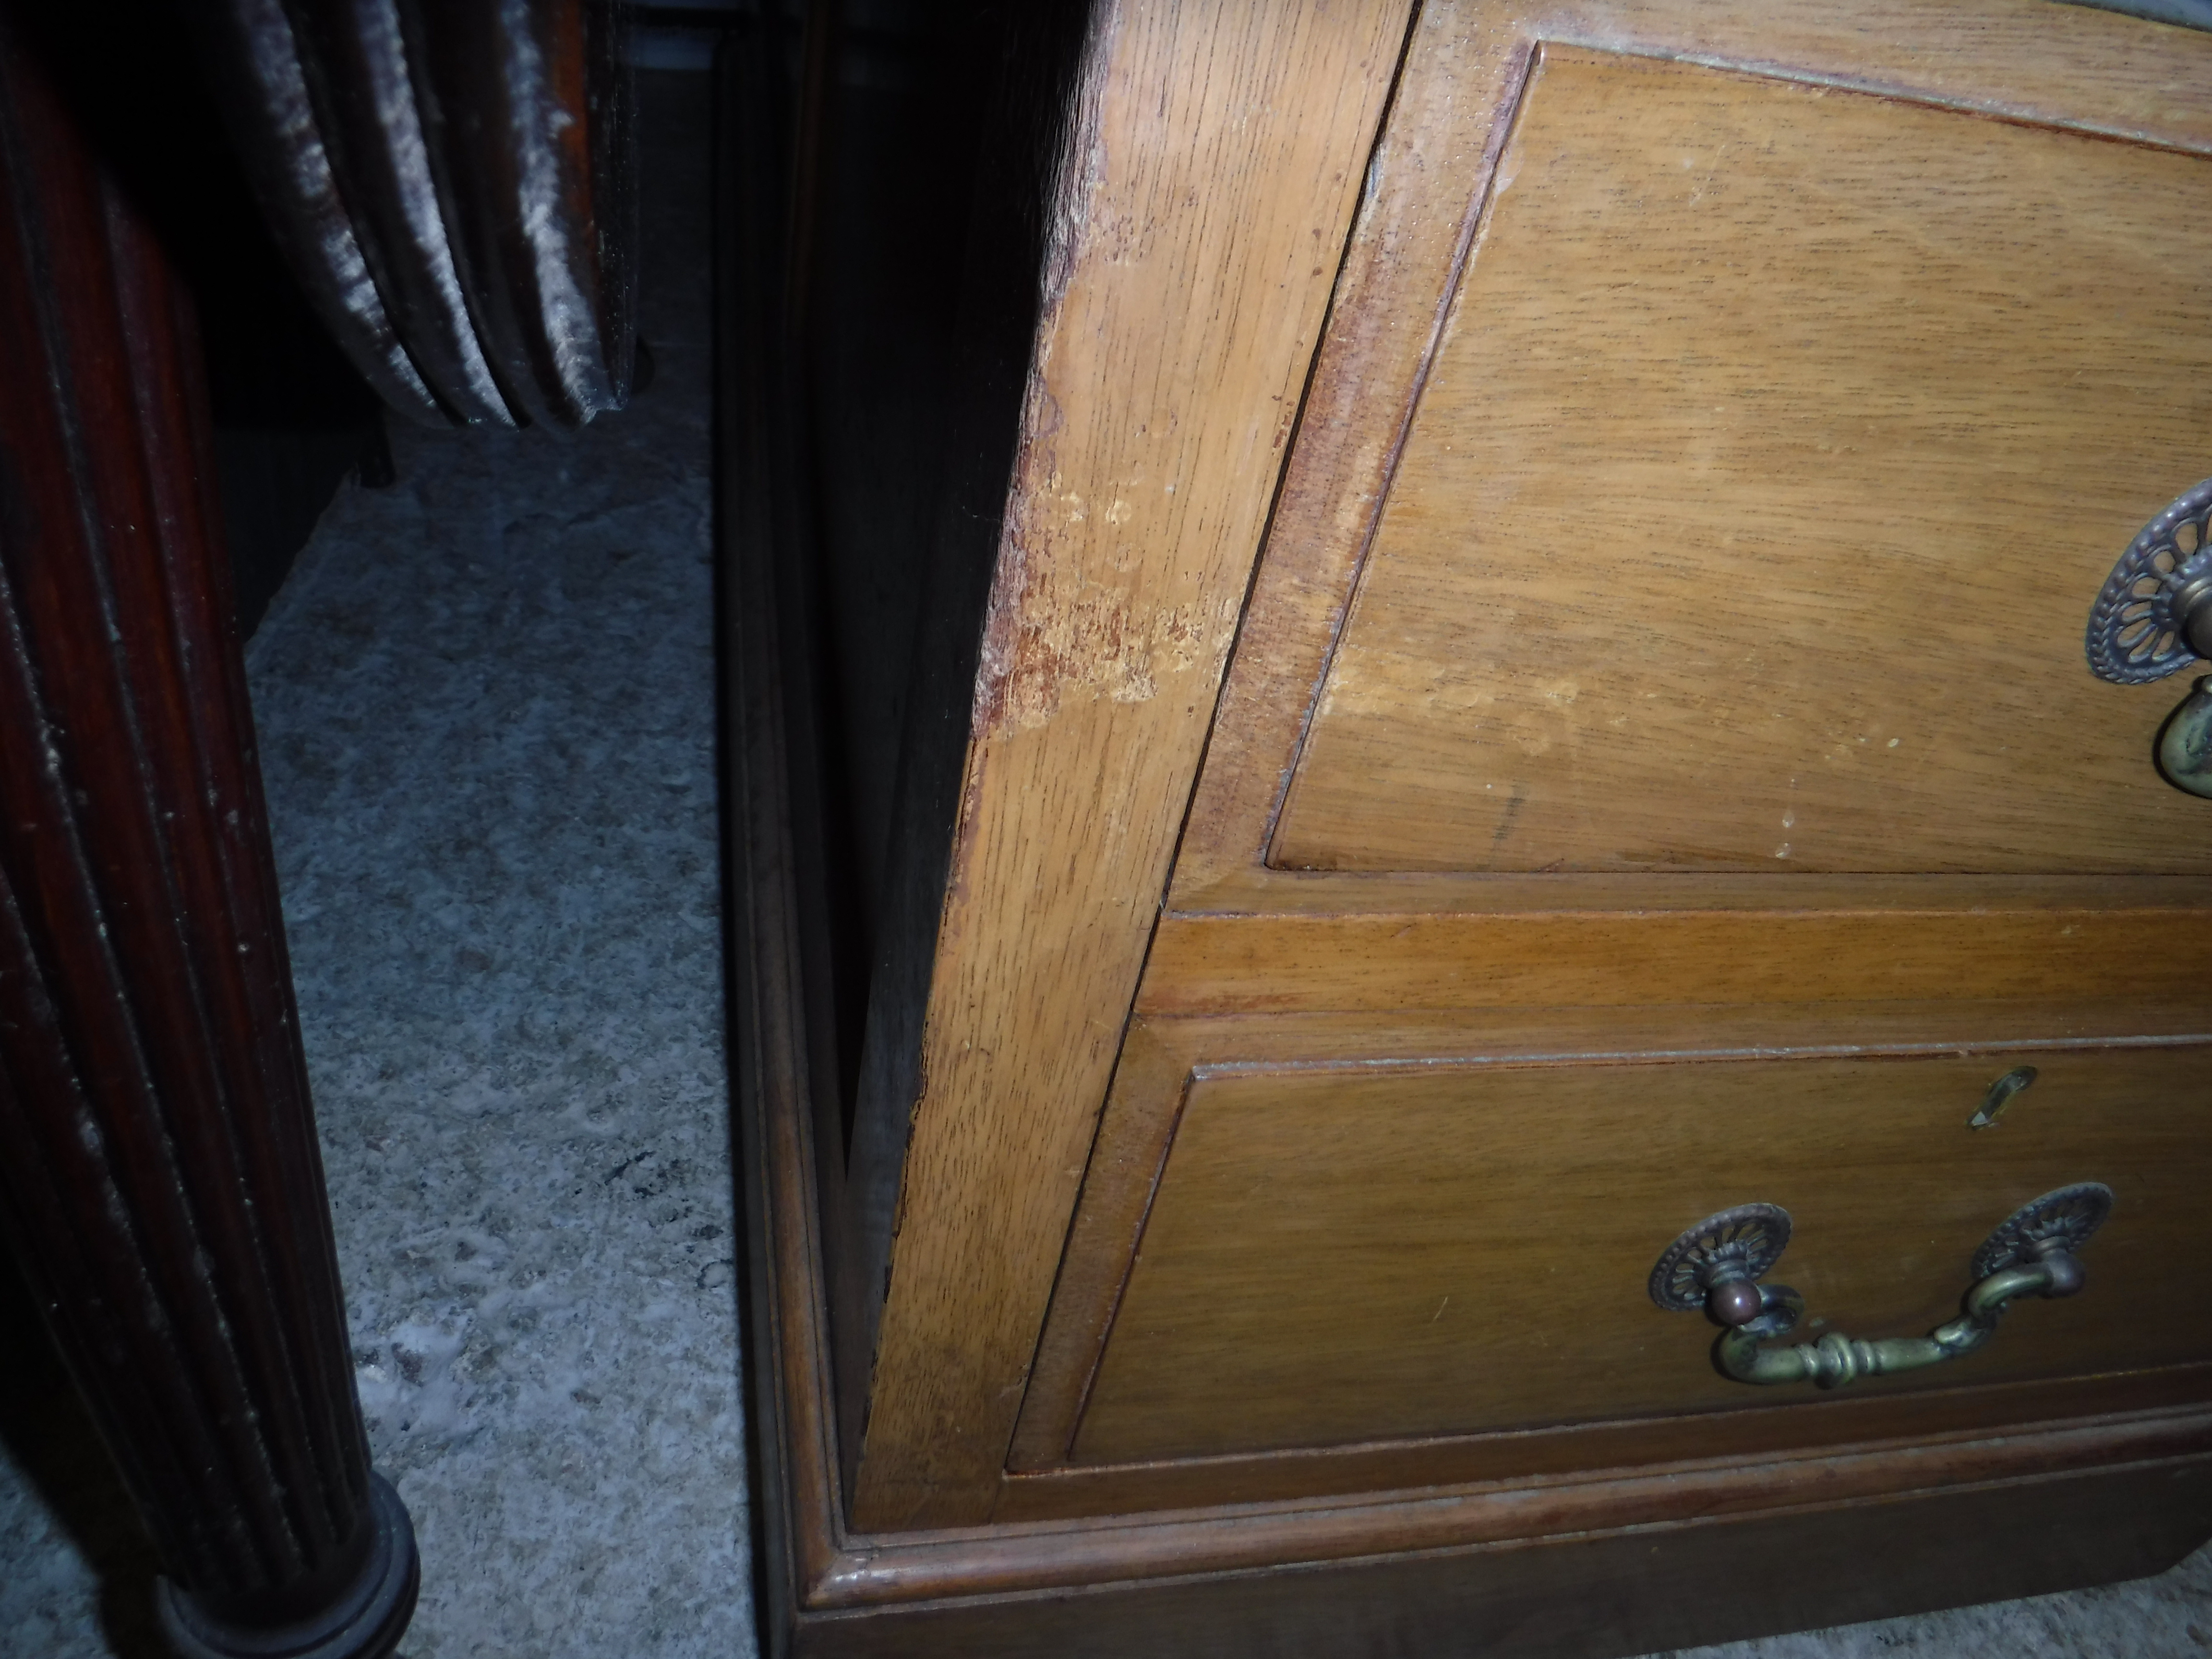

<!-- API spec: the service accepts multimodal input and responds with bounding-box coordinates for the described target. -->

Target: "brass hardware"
[1647,1203,1791,1314]
[1650,1184,2112,1390]
[2086,481,2212,797]
[2157,675,2212,799]
[1967,1065,2037,1130]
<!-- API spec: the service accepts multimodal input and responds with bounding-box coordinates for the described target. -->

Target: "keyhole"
[1968,1067,2037,1131]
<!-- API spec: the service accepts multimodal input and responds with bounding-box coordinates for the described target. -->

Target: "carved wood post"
[0,22,418,1659]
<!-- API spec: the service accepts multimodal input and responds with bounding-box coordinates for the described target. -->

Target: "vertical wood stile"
[849,0,1413,1530]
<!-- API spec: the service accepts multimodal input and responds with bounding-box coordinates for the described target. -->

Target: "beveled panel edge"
[1170,0,2212,916]
[1005,1020,1195,1474]
[1167,873,2212,919]
[1009,1009,2212,1485]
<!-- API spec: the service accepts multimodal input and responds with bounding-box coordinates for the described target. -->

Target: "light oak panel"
[1167,0,2212,914]
[1136,909,2212,1015]
[1008,999,2212,1489]
[1273,46,2212,877]
[1073,1043,2212,1465]
[850,0,1413,1529]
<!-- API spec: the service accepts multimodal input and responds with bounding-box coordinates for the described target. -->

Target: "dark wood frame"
[0,17,416,1657]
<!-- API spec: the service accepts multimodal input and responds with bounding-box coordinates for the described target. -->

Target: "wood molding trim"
[1136,910,2212,1015]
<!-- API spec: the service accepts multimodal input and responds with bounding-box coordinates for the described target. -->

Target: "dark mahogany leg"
[0,22,418,1659]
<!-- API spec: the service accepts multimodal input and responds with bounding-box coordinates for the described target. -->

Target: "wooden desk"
[732,3,2212,1653]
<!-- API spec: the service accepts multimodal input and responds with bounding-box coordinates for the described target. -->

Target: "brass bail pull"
[2158,676,2212,799]
[1648,1185,2113,1390]
[2085,479,2212,797]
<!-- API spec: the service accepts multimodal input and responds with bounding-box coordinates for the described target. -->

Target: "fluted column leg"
[0,20,418,1659]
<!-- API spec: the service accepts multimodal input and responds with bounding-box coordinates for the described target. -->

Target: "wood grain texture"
[837,0,1102,1508]
[1166,0,2212,915]
[850,0,1414,1530]
[1008,998,2212,1484]
[726,766,2212,1647]
[1138,908,2212,1014]
[794,1456,2212,1658]
[1001,1017,1188,1474]
[1275,46,2212,876]
[1073,1042,2212,1464]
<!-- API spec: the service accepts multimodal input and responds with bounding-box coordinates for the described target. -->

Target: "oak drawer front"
[1264,44,2212,878]
[1069,1041,2212,1466]
[1274,45,2212,876]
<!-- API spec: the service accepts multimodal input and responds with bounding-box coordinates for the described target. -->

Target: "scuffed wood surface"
[852,0,1413,1530]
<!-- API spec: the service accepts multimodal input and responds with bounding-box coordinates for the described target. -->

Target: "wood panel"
[1073,1044,2212,1464]
[727,712,2212,1642]
[1166,0,2212,915]
[730,756,2212,1648]
[848,0,1414,1530]
[835,0,1103,1511]
[1274,46,2212,877]
[1009,999,2212,1485]
[1138,909,2212,1014]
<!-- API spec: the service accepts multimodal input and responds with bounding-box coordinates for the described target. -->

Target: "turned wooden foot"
[0,20,417,1658]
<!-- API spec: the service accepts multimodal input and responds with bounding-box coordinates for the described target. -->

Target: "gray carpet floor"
[234,71,748,1657]
[0,66,750,1659]
[6,57,2212,1659]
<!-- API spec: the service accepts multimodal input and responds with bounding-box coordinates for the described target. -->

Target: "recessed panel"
[1273,48,2212,874]
[1073,1043,2212,1465]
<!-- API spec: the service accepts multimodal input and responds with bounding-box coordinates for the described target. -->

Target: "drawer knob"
[2085,479,2212,797]
[1649,1184,2113,1389]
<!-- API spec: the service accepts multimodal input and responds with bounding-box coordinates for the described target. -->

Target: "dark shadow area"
[0,5,386,1648]
[0,1254,167,1659]
[4,0,388,640]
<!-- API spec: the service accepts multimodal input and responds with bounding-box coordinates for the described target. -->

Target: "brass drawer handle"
[1648,1184,2112,1390]
[2085,479,2212,797]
